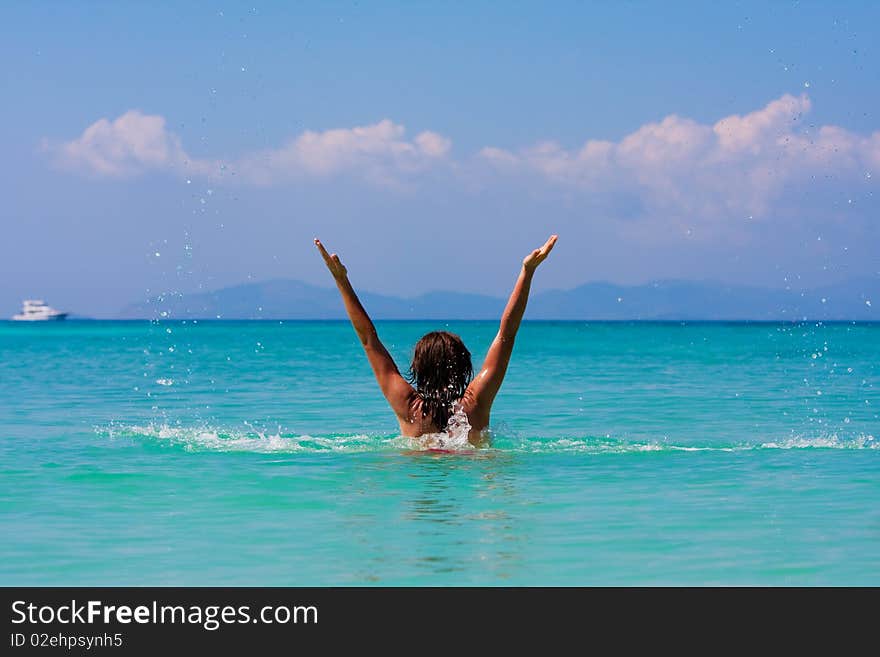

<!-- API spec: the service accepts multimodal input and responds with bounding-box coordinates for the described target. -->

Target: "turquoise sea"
[1,320,877,586]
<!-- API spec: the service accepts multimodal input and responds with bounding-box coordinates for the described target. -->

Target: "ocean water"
[1,320,877,586]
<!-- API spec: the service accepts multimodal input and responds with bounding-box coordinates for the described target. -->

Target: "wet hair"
[407,331,473,430]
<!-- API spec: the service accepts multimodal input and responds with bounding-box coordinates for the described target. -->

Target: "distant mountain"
[118,279,505,320]
[529,278,879,320]
[118,276,879,320]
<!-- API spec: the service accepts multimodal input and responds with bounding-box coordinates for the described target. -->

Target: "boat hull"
[12,313,68,321]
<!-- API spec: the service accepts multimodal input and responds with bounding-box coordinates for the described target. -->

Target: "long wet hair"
[407,331,473,431]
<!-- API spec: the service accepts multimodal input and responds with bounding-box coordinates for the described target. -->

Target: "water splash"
[99,423,876,455]
[417,402,473,451]
[760,433,876,450]
[104,423,409,453]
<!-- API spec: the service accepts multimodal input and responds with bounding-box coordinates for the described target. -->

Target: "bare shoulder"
[388,377,418,414]
[460,388,490,432]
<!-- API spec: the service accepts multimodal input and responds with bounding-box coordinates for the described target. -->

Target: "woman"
[314,234,557,446]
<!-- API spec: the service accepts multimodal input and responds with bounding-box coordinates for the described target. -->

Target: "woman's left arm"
[314,239,414,415]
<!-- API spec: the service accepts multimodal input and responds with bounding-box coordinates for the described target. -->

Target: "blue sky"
[1,1,878,316]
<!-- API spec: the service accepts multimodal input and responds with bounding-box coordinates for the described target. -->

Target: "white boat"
[12,299,68,321]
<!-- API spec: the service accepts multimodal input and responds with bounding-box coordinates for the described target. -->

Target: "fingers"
[314,238,334,265]
[542,234,558,254]
[532,235,557,258]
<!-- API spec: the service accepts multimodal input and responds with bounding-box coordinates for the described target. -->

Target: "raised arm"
[314,239,414,417]
[464,235,557,427]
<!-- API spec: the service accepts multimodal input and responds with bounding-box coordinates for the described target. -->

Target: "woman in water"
[315,234,557,446]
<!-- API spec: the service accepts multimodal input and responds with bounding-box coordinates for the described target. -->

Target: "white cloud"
[48,114,452,187]
[236,120,452,186]
[47,97,878,237]
[478,94,879,239]
[414,131,451,158]
[49,110,194,178]
[714,93,809,153]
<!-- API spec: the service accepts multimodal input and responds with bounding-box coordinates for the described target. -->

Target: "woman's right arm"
[464,235,557,427]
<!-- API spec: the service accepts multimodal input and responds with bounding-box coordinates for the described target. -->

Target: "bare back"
[395,390,488,445]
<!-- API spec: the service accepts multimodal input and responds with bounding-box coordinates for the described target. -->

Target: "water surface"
[1,320,877,585]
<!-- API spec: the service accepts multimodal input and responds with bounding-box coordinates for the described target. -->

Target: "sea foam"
[99,423,876,455]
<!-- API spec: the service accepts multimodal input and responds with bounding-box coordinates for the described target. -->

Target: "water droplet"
[803,81,811,88]
[844,417,851,424]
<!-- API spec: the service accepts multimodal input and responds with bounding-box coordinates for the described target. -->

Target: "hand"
[522,234,558,272]
[314,238,348,280]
